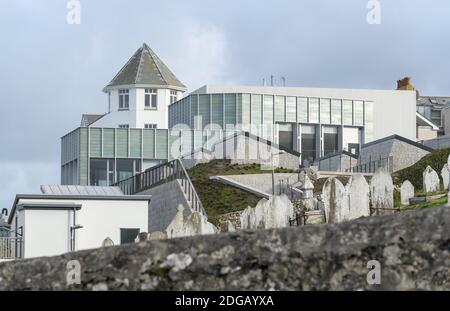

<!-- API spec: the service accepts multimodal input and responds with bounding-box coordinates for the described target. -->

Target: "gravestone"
[346,174,370,220]
[300,175,315,199]
[322,177,349,224]
[400,180,414,206]
[370,168,394,215]
[441,164,450,191]
[240,194,294,230]
[423,166,440,193]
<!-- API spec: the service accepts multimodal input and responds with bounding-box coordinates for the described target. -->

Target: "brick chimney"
[397,77,415,90]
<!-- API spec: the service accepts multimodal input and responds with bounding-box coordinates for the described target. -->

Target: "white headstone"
[400,180,414,206]
[165,205,217,238]
[240,194,294,230]
[370,168,394,215]
[322,177,349,224]
[441,164,450,191]
[423,166,440,193]
[346,174,370,219]
[102,237,114,247]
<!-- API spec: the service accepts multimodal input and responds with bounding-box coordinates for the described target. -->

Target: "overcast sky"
[1,0,450,212]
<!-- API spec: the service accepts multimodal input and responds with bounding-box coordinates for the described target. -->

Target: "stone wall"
[0,206,448,291]
[139,180,191,233]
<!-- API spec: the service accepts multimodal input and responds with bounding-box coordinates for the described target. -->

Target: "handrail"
[0,237,23,260]
[278,172,301,199]
[112,159,206,217]
[345,155,394,174]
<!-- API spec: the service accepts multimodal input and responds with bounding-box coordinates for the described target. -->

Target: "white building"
[5,186,151,259]
[89,43,186,129]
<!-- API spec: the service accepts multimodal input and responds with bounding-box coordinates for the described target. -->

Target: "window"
[120,228,140,244]
[343,100,353,125]
[308,98,319,123]
[145,89,157,109]
[331,99,342,124]
[145,123,157,129]
[323,126,339,156]
[353,101,364,126]
[90,159,114,186]
[119,89,129,110]
[431,109,442,126]
[118,124,129,129]
[116,159,141,183]
[170,90,178,104]
[320,99,331,124]
[297,97,308,123]
[278,124,293,150]
[301,125,317,166]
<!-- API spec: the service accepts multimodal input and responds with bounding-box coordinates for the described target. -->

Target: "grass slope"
[187,160,293,225]
[393,147,450,189]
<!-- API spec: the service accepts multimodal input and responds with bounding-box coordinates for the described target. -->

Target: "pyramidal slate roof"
[104,43,186,91]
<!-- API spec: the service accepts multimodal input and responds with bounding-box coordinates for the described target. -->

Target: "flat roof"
[8,194,152,224]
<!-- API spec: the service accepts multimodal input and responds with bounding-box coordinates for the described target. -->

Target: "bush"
[393,147,450,189]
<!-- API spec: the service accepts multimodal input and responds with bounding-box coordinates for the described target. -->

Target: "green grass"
[400,196,448,211]
[393,147,450,189]
[187,160,294,226]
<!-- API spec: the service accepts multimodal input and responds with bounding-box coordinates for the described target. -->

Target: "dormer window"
[170,90,178,104]
[145,89,157,109]
[119,89,129,110]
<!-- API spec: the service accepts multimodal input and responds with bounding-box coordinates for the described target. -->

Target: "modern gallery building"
[61,43,417,186]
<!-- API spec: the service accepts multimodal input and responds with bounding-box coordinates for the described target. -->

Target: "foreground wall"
[0,206,449,290]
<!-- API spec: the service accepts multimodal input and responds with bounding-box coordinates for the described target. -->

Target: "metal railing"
[346,156,394,174]
[113,159,206,216]
[0,237,23,260]
[278,172,305,200]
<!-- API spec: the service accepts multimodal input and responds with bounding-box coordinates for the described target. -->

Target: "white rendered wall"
[12,198,149,258]
[342,127,361,151]
[23,209,70,258]
[92,87,183,129]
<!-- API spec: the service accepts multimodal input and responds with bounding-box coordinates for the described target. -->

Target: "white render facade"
[8,193,150,259]
[94,87,184,129]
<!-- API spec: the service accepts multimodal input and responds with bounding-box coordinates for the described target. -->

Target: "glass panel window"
[354,100,364,126]
[170,90,178,104]
[308,98,319,123]
[241,94,251,127]
[297,97,308,123]
[323,126,339,156]
[118,124,129,129]
[263,95,274,124]
[364,101,374,142]
[116,159,141,183]
[431,109,442,126]
[320,99,331,124]
[331,99,342,125]
[274,96,285,122]
[145,89,157,109]
[145,124,157,129]
[90,159,114,186]
[251,94,262,125]
[119,89,129,110]
[286,97,296,122]
[301,125,316,166]
[343,100,353,125]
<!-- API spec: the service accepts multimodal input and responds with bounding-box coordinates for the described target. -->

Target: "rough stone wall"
[0,206,448,291]
[139,180,191,233]
[219,211,242,230]
[359,139,430,173]
[316,153,357,172]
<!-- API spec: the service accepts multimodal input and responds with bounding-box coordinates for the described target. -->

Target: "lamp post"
[272,150,286,196]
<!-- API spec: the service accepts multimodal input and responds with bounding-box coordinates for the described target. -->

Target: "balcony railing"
[0,237,23,260]
[113,159,206,217]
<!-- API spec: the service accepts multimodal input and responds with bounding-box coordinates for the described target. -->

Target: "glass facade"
[301,125,317,166]
[320,98,331,124]
[331,99,342,125]
[343,100,353,125]
[322,126,339,156]
[308,98,319,123]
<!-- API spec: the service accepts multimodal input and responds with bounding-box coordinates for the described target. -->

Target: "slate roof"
[417,96,450,107]
[104,43,186,91]
[81,114,105,127]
